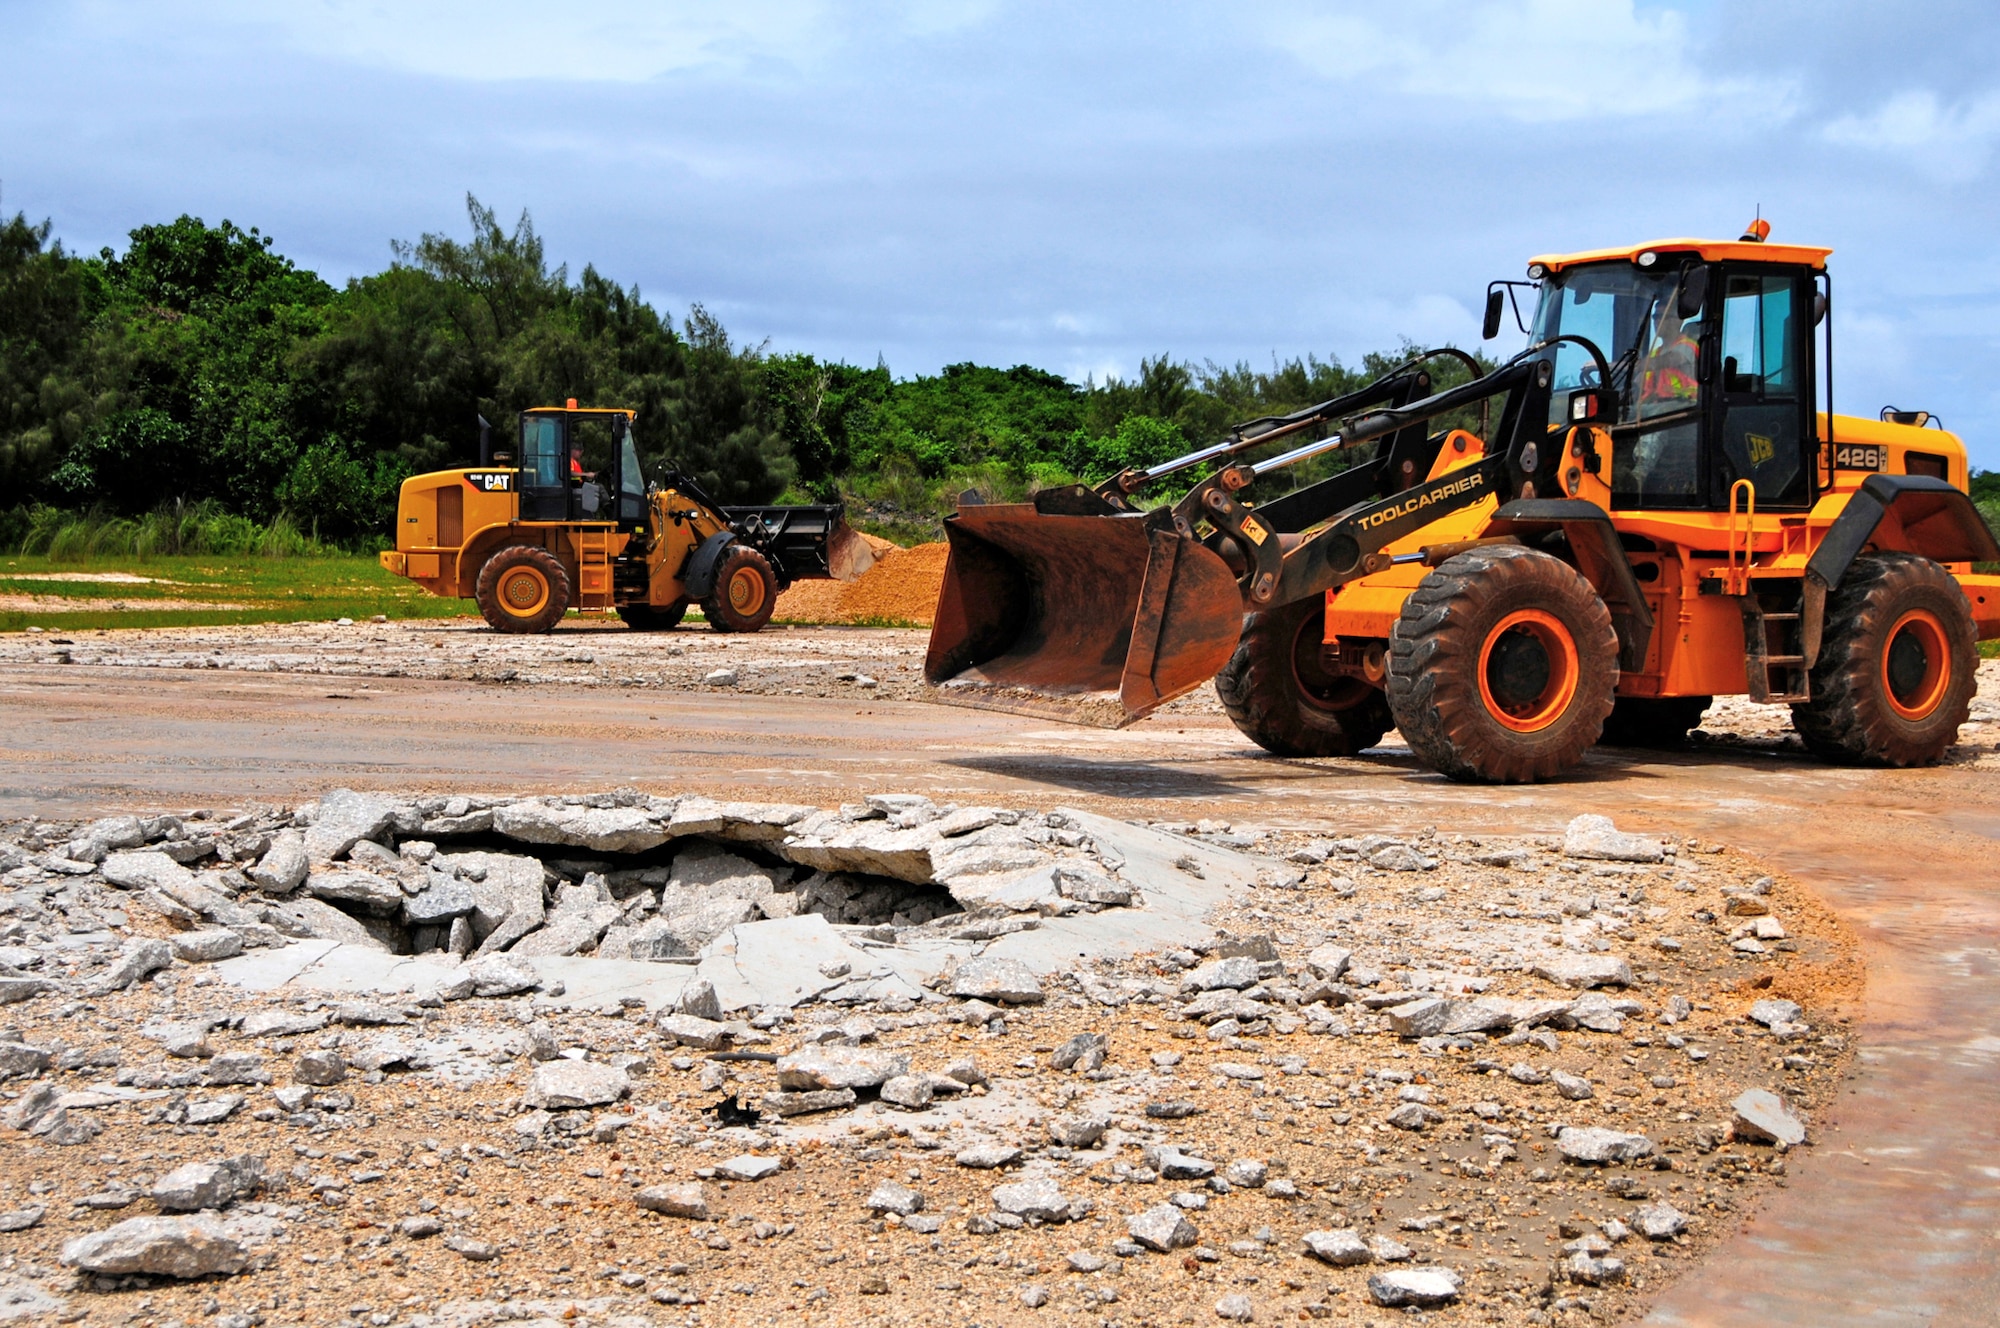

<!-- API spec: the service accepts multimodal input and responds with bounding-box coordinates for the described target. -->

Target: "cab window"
[1613,266,1706,507]
[1714,272,1810,507]
[521,416,564,489]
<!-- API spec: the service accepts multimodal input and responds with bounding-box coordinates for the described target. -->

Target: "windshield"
[1529,260,1712,507]
[1529,262,1706,429]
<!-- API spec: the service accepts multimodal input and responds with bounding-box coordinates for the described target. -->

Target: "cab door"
[1709,267,1815,509]
[519,413,569,521]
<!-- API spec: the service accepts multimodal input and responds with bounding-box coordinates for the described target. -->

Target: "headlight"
[1637,250,1658,267]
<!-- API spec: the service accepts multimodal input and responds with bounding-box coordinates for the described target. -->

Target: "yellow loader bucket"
[923,502,1246,727]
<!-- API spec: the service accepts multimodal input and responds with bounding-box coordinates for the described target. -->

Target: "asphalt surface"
[2,635,1998,1325]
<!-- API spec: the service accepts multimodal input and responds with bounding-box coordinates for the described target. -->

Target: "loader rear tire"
[1215,595,1393,758]
[475,545,570,634]
[702,546,778,633]
[619,600,688,632]
[1386,545,1618,783]
[1792,553,1976,766]
[1599,695,1711,749]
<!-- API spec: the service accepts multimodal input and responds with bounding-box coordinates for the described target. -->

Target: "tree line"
[0,195,1490,550]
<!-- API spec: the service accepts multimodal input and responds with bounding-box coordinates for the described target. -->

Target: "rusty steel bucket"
[923,501,1246,727]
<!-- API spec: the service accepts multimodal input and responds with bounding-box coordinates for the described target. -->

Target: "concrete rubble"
[0,799,1853,1326]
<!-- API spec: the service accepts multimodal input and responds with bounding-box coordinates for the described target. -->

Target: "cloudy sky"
[5,1,1998,464]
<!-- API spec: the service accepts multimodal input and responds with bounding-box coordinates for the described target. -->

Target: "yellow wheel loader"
[926,226,2000,780]
[381,402,874,633]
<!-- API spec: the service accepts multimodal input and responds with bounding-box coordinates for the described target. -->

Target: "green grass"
[0,554,476,633]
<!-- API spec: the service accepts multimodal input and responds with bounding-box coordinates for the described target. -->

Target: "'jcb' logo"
[1746,433,1775,466]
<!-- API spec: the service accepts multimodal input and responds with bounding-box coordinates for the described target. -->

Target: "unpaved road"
[3,621,2000,1325]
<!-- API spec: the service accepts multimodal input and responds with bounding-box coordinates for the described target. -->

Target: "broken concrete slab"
[665,798,814,844]
[305,870,405,916]
[1561,814,1665,864]
[695,913,876,1012]
[492,800,672,854]
[980,811,1269,974]
[524,1060,630,1110]
[1556,1126,1655,1164]
[1732,1088,1807,1146]
[101,851,195,893]
[781,819,944,883]
[949,956,1045,1005]
[60,1213,254,1278]
[777,1046,910,1091]
[1532,953,1635,989]
[247,832,308,894]
[305,789,412,864]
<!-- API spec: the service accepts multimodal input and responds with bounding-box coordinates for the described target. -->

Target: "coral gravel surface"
[4,622,1996,770]
[0,783,1861,1327]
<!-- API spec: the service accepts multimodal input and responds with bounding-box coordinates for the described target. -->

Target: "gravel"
[0,780,1864,1327]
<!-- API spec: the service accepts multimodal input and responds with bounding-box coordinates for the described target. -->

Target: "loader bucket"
[924,502,1246,727]
[824,521,877,582]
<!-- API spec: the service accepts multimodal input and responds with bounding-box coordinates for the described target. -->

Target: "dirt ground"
[0,623,1996,1328]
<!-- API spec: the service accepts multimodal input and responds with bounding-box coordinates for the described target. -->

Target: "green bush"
[11,501,332,560]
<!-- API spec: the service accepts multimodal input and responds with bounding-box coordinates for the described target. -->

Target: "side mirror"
[1814,291,1829,326]
[1676,265,1709,319]
[1482,288,1505,341]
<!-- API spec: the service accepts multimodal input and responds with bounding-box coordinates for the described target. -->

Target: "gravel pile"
[774,542,949,627]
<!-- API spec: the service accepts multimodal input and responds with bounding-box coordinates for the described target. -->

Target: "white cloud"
[1822,89,2000,181]
[1264,0,1777,123]
[225,0,1001,82]
[105,0,838,82]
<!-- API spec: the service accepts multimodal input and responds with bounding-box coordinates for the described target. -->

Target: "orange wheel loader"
[924,226,2000,781]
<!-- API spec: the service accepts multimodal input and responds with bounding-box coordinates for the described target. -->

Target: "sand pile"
[776,540,949,625]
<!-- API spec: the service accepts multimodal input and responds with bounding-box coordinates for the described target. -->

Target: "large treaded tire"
[702,545,778,633]
[475,545,570,634]
[1214,596,1393,758]
[619,599,689,632]
[1792,553,1976,766]
[1600,695,1711,749]
[1386,545,1618,783]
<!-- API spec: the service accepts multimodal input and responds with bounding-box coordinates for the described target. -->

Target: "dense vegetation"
[4,197,1991,553]
[0,198,1493,552]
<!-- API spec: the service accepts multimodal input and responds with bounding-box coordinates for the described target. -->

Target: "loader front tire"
[475,545,570,634]
[1792,553,1976,767]
[1386,545,1618,783]
[619,599,688,632]
[1599,695,1711,749]
[702,546,778,633]
[1215,595,1393,758]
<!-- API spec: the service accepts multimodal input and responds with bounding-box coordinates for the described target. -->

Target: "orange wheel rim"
[728,567,765,615]
[499,568,549,615]
[1477,608,1580,733]
[1883,608,1950,720]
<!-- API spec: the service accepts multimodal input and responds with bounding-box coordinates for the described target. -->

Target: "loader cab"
[516,407,648,525]
[1522,238,1828,514]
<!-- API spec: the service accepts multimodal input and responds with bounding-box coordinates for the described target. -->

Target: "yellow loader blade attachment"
[923,503,1246,728]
